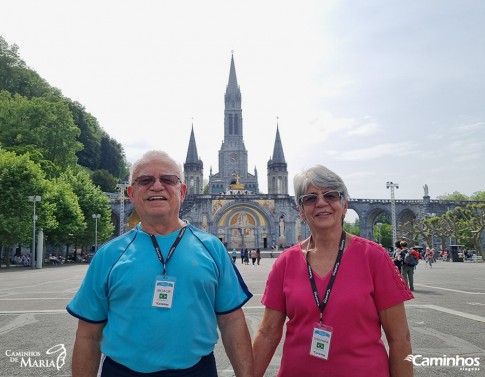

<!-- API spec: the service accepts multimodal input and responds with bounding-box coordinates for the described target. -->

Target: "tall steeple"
[224,52,243,142]
[183,124,204,194]
[267,122,288,194]
[209,53,258,194]
[227,53,239,93]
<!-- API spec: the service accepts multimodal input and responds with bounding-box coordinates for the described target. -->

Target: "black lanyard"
[306,230,346,323]
[150,226,186,276]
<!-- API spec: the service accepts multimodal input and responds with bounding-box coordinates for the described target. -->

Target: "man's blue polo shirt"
[67,224,252,373]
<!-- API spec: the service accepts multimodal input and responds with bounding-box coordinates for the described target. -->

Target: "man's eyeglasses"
[133,175,181,187]
[299,191,342,206]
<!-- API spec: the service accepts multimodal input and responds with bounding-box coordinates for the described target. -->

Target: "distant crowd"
[10,252,89,266]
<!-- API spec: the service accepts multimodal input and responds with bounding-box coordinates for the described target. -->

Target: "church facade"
[180,54,303,249]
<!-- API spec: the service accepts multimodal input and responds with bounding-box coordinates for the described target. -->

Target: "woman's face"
[299,184,348,232]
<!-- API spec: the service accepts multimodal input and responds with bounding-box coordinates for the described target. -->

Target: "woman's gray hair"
[293,164,349,206]
[129,150,184,184]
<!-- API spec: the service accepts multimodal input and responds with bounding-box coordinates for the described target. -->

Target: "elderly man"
[67,150,254,377]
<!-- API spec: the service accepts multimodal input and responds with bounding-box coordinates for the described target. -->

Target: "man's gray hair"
[129,150,184,184]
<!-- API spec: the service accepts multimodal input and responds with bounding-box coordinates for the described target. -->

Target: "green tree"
[344,218,360,236]
[69,101,102,169]
[374,223,392,249]
[42,179,85,248]
[1,36,128,179]
[61,168,114,251]
[28,97,83,172]
[441,211,463,245]
[0,149,55,267]
[454,204,484,255]
[0,36,126,261]
[470,191,485,201]
[418,206,484,256]
[99,135,129,179]
[91,169,118,192]
[397,220,419,246]
[420,214,458,250]
[436,191,469,201]
[0,36,60,99]
[419,215,440,248]
[0,92,83,176]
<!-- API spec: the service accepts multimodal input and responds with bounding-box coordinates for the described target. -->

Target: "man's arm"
[217,308,254,377]
[72,319,105,377]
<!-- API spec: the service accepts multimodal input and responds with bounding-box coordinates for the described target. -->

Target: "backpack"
[404,250,418,266]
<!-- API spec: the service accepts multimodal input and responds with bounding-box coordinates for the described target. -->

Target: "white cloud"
[346,117,379,136]
[330,142,417,162]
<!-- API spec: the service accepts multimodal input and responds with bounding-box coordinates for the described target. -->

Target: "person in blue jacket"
[67,150,254,377]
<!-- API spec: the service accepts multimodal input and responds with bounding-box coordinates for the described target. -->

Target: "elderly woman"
[253,165,414,377]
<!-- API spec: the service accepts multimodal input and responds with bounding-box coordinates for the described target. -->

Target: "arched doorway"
[229,211,256,249]
[216,205,271,250]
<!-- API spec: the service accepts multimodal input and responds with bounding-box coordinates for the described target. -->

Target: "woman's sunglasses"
[299,190,342,206]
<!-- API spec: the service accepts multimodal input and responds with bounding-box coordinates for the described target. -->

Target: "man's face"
[127,158,186,224]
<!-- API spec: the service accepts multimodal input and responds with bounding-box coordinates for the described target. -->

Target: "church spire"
[224,52,242,112]
[271,124,286,164]
[267,120,288,195]
[185,124,199,163]
[227,52,239,91]
[208,53,258,194]
[183,123,204,194]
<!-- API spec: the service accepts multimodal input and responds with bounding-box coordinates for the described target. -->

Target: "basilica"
[118,54,473,249]
[176,54,303,249]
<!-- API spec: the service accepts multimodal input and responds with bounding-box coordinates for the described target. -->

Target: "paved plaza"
[0,257,484,376]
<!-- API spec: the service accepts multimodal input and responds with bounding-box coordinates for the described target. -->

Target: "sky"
[1,0,484,205]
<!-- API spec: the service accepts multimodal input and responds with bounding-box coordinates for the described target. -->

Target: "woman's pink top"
[262,236,414,377]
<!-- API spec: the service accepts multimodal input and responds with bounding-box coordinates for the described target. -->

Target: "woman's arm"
[379,303,414,377]
[252,307,286,377]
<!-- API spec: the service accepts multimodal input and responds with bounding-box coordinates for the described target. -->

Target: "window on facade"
[233,115,238,134]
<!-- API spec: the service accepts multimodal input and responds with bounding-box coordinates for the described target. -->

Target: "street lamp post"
[386,182,399,250]
[92,214,101,252]
[28,195,42,269]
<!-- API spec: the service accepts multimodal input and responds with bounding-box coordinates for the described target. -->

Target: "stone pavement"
[0,257,484,376]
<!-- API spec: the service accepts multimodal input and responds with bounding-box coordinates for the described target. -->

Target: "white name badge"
[310,323,333,360]
[152,276,176,308]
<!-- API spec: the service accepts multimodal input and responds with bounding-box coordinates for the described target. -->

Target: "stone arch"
[364,207,389,241]
[398,208,417,225]
[396,208,418,242]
